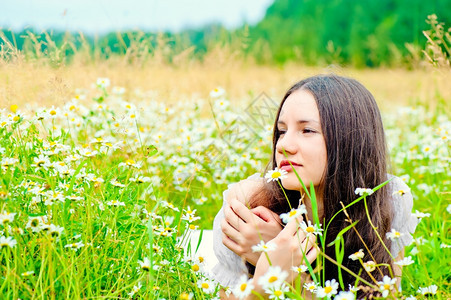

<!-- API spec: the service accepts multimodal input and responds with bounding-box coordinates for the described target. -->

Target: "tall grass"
[0,14,450,299]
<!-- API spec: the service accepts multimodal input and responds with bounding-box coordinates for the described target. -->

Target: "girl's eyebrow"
[277,119,320,125]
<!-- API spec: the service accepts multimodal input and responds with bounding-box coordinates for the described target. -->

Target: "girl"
[211,74,418,299]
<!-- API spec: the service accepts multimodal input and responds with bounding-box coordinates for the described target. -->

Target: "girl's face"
[275,89,327,191]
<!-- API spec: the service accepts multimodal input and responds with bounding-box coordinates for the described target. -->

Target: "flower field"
[0,75,450,299]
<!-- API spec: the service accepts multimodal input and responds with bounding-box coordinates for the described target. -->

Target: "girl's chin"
[280,179,302,191]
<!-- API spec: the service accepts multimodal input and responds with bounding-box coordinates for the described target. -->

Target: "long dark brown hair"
[249,74,393,296]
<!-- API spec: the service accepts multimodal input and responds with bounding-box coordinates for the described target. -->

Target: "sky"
[0,0,274,34]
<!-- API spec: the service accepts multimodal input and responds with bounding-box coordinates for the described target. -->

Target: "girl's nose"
[276,132,297,155]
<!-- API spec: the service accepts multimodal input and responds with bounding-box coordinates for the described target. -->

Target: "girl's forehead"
[279,90,319,119]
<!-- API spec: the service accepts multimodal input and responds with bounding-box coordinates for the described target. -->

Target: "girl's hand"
[221,198,283,266]
[253,216,318,288]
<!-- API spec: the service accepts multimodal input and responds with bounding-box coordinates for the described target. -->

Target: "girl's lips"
[280,165,294,172]
[279,160,302,172]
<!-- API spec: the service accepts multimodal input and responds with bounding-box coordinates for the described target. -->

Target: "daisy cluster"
[0,79,448,298]
[0,80,270,299]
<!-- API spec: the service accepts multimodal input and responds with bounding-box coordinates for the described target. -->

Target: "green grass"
[0,79,449,299]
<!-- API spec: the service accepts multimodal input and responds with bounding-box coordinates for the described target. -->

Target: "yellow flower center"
[13,116,20,122]
[10,104,18,113]
[268,276,278,283]
[384,284,390,290]
[189,224,196,230]
[274,290,283,297]
[324,286,332,294]
[289,210,297,217]
[271,171,281,179]
[180,293,190,300]
[198,256,204,263]
[201,283,209,289]
[50,110,57,115]
[191,264,199,272]
[306,226,315,233]
[240,283,247,291]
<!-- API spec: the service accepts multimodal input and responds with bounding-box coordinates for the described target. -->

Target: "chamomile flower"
[258,266,288,289]
[348,249,364,261]
[291,264,308,273]
[47,224,64,241]
[118,159,142,168]
[128,282,142,297]
[210,87,225,98]
[179,292,193,300]
[394,256,414,266]
[0,236,17,249]
[0,211,17,226]
[110,179,125,188]
[299,220,323,237]
[138,257,151,271]
[386,228,404,241]
[64,241,84,251]
[96,77,110,88]
[107,200,125,207]
[334,291,356,300]
[233,275,254,299]
[129,175,151,183]
[412,210,431,220]
[21,270,35,277]
[186,223,199,232]
[160,201,180,212]
[417,284,438,295]
[197,278,216,294]
[265,167,288,183]
[363,260,377,272]
[377,276,396,298]
[78,148,98,157]
[316,279,339,298]
[251,240,277,253]
[264,283,289,299]
[354,188,374,196]
[280,205,306,224]
[26,216,47,233]
[304,282,319,293]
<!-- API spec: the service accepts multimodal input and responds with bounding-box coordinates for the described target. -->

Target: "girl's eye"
[303,128,316,134]
[278,129,286,135]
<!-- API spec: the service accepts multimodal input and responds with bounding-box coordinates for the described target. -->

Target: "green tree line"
[1,0,450,67]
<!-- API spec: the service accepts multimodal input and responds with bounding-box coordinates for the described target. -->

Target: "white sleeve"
[388,176,419,258]
[210,184,249,288]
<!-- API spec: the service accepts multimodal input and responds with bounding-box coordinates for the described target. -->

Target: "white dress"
[210,173,419,288]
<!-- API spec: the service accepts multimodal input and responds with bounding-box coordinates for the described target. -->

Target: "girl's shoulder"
[225,173,265,205]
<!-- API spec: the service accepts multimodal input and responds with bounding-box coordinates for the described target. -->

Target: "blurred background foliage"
[1,0,450,68]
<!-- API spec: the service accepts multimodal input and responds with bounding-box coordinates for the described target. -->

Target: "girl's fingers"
[280,217,301,236]
[305,245,319,264]
[220,217,241,242]
[223,204,246,231]
[228,198,253,223]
